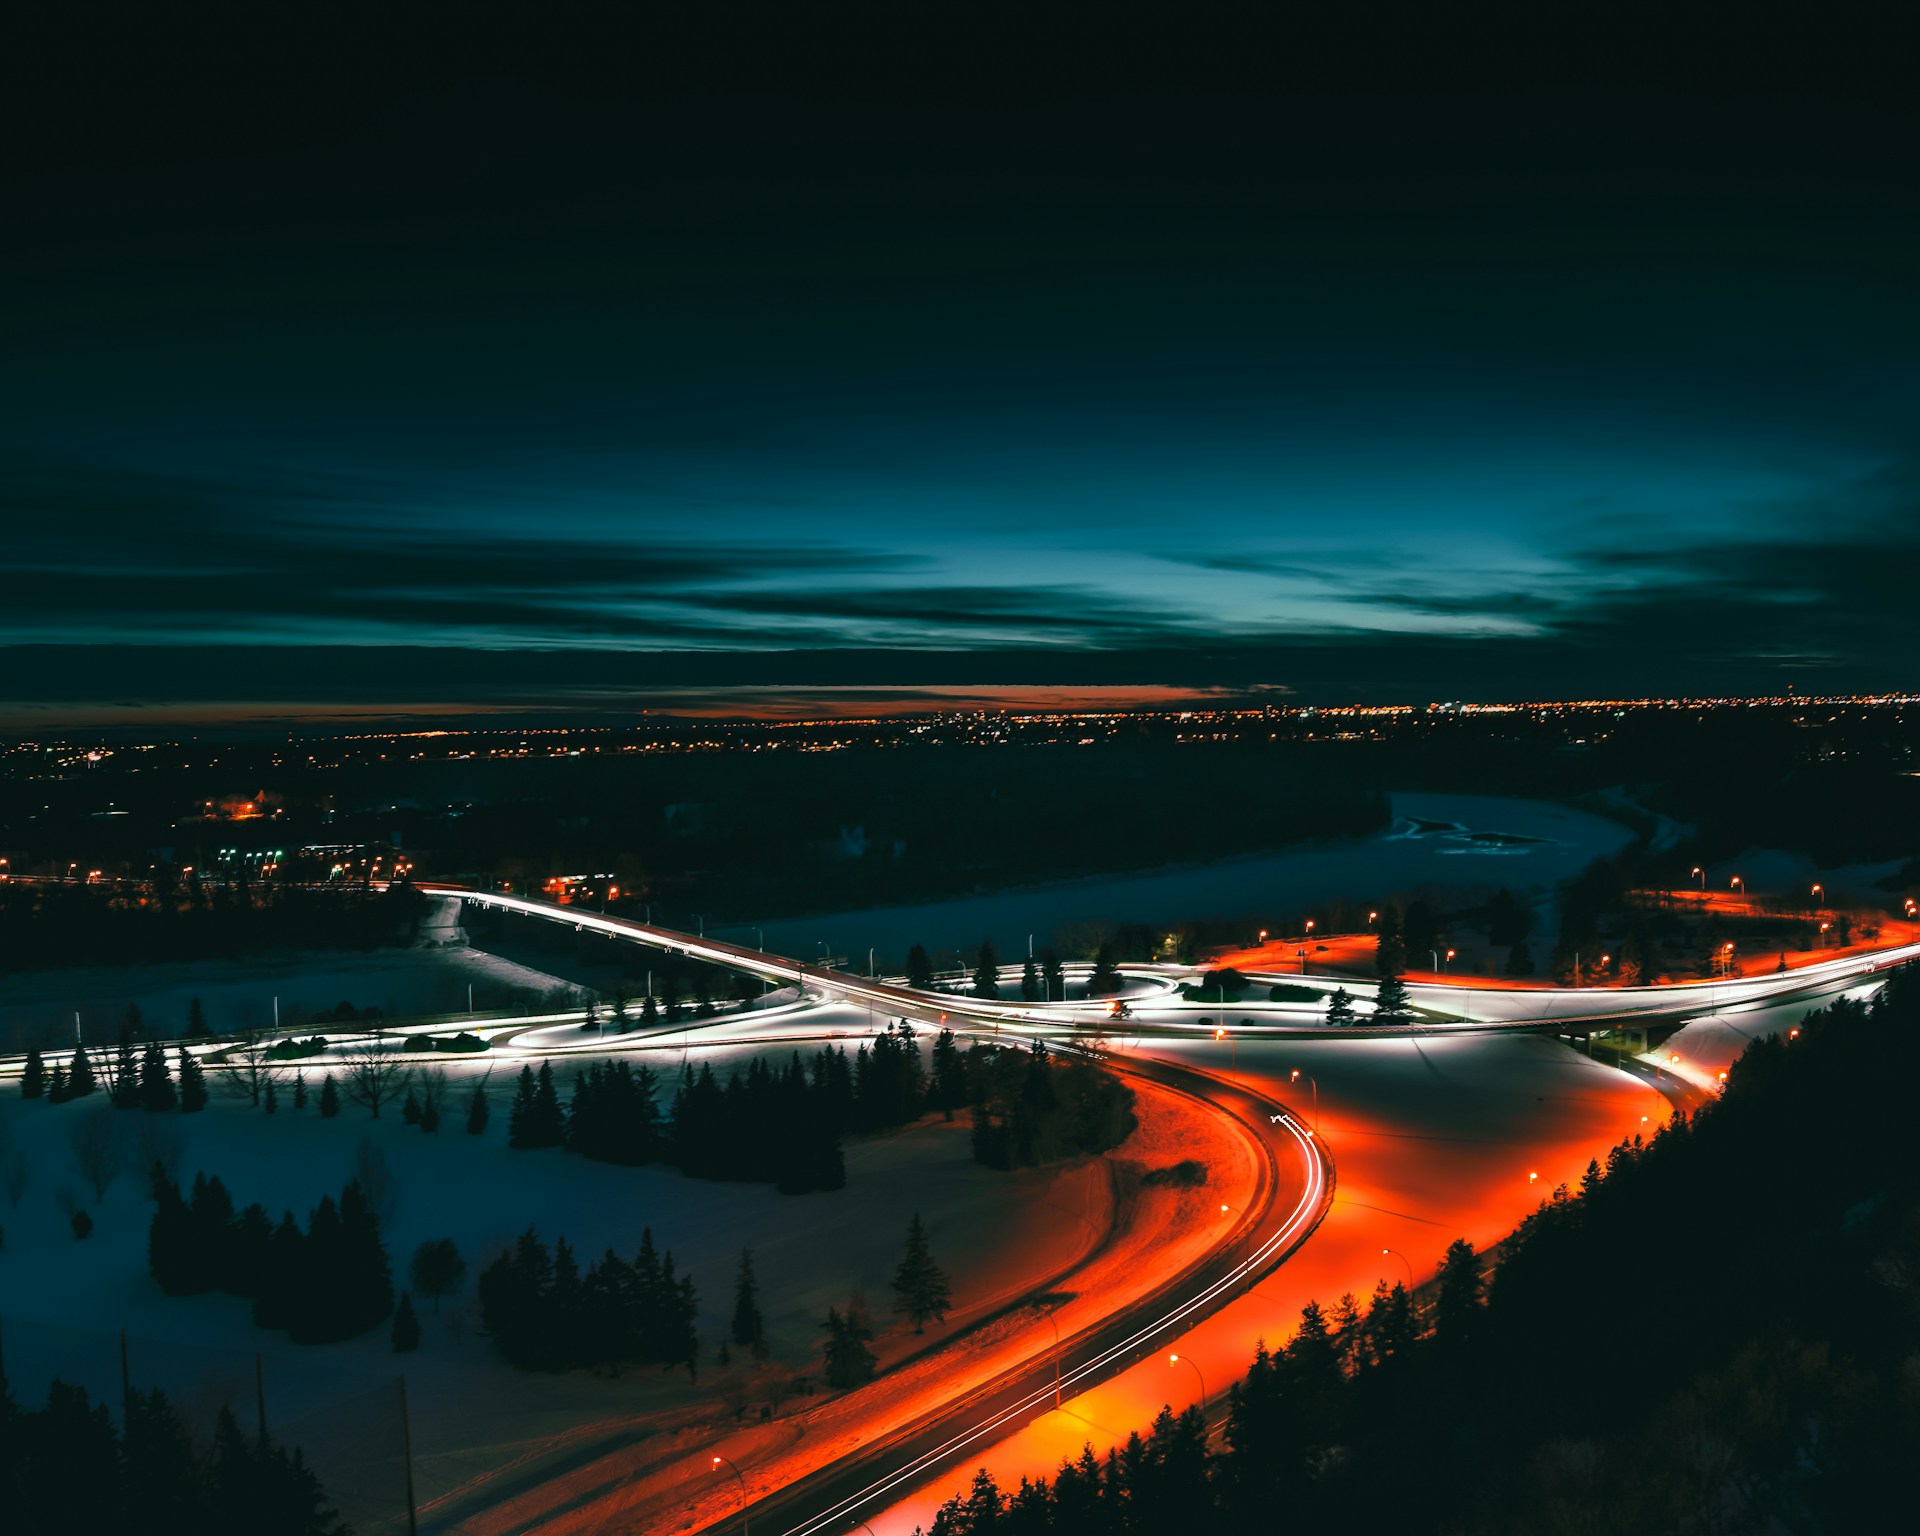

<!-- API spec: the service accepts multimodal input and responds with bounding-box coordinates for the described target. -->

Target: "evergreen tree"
[1433,1238,1482,1350]
[178,1048,208,1112]
[401,1087,422,1125]
[263,1079,277,1114]
[67,1045,98,1098]
[929,1028,968,1120]
[420,1091,440,1132]
[110,1037,142,1108]
[820,1306,877,1389]
[318,1074,341,1118]
[20,1047,44,1099]
[292,1071,308,1110]
[972,940,1001,999]
[391,1290,421,1351]
[640,993,660,1027]
[730,1248,767,1356]
[47,1063,71,1102]
[1372,974,1415,1020]
[1324,987,1357,1025]
[185,996,210,1038]
[906,943,937,990]
[1021,956,1044,1002]
[1505,939,1535,977]
[891,1213,953,1333]
[508,1066,538,1146]
[1040,946,1065,1002]
[466,1079,490,1135]
[1087,941,1122,995]
[1375,905,1406,977]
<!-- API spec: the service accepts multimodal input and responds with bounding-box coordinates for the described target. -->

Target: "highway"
[406,888,1910,1535]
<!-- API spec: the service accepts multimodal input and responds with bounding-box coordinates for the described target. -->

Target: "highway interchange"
[416,889,1918,1534]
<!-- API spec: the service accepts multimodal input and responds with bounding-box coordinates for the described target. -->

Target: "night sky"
[4,4,1917,729]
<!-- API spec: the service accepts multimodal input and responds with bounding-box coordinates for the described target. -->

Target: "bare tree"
[1,1149,28,1209]
[214,1028,289,1106]
[409,1238,468,1312]
[352,1135,402,1234]
[67,1107,123,1202]
[339,1032,414,1119]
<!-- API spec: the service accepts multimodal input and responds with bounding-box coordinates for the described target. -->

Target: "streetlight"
[1528,1171,1539,1186]
[1168,1352,1207,1406]
[1258,928,1268,945]
[1289,1067,1319,1134]
[1382,1247,1413,1289]
[1811,883,1823,904]
[1444,948,1455,973]
[1731,875,1743,900]
[1213,1026,1237,1068]
[711,1456,749,1534]
[1820,922,1831,946]
[1368,910,1378,926]
[1691,866,1704,895]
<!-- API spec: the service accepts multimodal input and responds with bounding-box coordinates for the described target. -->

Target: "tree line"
[922,963,1920,1534]
[149,1171,392,1346]
[477,1227,699,1374]
[0,878,426,976]
[0,1380,343,1536]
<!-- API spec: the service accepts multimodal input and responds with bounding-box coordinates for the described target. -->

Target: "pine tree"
[820,1306,877,1389]
[20,1047,44,1099]
[319,1074,341,1118]
[972,940,1001,999]
[1505,940,1535,976]
[640,993,660,1027]
[891,1213,952,1333]
[1375,906,1406,977]
[67,1046,97,1098]
[466,1080,490,1135]
[1087,941,1122,995]
[48,1063,71,1102]
[906,943,936,990]
[185,997,209,1039]
[1324,987,1357,1025]
[110,1036,141,1108]
[1433,1238,1482,1349]
[292,1071,308,1110]
[508,1066,537,1146]
[529,1063,565,1145]
[177,1048,208,1112]
[263,1079,278,1114]
[1021,956,1043,1002]
[391,1290,421,1351]
[1372,974,1414,1020]
[401,1088,422,1125]
[730,1249,767,1356]
[420,1092,440,1133]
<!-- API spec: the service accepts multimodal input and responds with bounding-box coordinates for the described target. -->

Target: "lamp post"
[1290,1067,1319,1134]
[1382,1246,1414,1289]
[711,1456,749,1535]
[1691,866,1704,895]
[1168,1351,1207,1407]
[1213,1026,1237,1069]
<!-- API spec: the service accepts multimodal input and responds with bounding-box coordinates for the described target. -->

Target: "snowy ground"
[0,1001,1113,1535]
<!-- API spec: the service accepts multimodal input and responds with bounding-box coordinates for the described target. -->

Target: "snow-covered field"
[0,1009,1109,1534]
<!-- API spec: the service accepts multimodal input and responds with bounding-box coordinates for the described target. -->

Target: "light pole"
[1213,1027,1237,1069]
[1692,865,1704,896]
[1382,1246,1413,1289]
[1289,1067,1319,1134]
[1730,875,1743,904]
[711,1455,748,1534]
[1168,1351,1206,1407]
[1046,1303,1064,1408]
